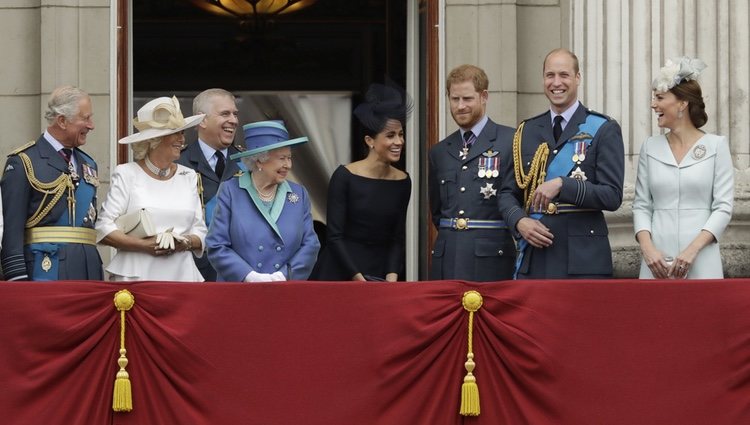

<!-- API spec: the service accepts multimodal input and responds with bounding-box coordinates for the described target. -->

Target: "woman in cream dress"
[633,57,734,279]
[96,97,208,281]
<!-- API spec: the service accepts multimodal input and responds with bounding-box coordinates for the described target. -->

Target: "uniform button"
[431,250,435,255]
[498,250,504,256]
[274,264,280,269]
[276,246,282,252]
[257,263,263,268]
[458,210,465,215]
[462,165,468,170]
[441,179,445,184]
[83,217,89,223]
[526,161,531,166]
[258,245,264,251]
[460,187,466,192]
[553,149,558,154]
[590,230,594,234]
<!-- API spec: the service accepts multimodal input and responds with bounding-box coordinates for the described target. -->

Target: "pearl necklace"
[145,155,171,178]
[252,176,277,201]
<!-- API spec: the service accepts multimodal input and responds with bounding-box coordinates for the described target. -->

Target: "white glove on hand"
[245,271,274,282]
[269,271,286,282]
[155,227,175,250]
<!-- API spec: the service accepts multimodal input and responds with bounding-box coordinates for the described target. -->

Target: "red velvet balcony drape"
[1,279,749,425]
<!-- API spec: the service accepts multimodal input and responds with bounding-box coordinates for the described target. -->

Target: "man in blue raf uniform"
[177,88,242,281]
[428,64,516,281]
[0,86,103,281]
[498,48,625,279]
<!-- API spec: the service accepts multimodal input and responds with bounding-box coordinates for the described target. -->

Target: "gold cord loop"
[512,122,550,212]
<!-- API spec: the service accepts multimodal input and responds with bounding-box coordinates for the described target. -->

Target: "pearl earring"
[369,145,374,149]
[678,110,684,119]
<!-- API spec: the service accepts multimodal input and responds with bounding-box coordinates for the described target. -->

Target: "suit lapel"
[445,131,464,161]
[189,142,220,184]
[38,136,69,174]
[464,122,496,163]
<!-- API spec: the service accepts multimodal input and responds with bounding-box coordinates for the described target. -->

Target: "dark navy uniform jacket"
[0,135,103,281]
[176,140,242,281]
[428,118,516,281]
[498,103,625,278]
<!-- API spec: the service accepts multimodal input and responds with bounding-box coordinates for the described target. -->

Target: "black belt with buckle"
[438,218,507,230]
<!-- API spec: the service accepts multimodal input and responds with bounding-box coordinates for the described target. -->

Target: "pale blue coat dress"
[633,133,734,278]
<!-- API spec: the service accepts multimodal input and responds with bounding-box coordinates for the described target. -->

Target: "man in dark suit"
[1,86,103,281]
[498,48,625,279]
[177,88,242,281]
[428,64,516,281]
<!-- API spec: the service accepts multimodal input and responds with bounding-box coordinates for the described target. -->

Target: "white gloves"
[245,270,287,282]
[155,228,176,250]
[155,228,189,251]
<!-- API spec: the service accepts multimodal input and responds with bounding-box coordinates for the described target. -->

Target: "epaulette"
[586,109,613,121]
[8,140,36,156]
[526,110,551,122]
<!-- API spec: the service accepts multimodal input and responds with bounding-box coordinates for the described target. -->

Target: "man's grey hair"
[193,88,236,115]
[44,86,89,125]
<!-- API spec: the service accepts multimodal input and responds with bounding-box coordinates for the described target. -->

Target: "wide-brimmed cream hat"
[118,96,205,144]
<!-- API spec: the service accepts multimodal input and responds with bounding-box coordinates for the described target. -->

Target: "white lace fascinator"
[652,57,707,92]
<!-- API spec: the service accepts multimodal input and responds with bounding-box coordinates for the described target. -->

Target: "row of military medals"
[570,141,588,181]
[477,156,499,178]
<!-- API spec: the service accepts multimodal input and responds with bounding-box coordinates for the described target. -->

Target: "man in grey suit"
[177,88,242,281]
[428,64,516,281]
[498,48,625,279]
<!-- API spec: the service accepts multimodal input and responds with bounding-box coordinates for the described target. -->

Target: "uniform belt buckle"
[454,218,469,230]
[545,203,558,215]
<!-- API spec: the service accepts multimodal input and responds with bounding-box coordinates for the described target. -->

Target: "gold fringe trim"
[112,290,135,412]
[460,290,483,416]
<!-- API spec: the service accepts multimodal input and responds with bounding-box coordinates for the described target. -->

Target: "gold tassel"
[460,290,483,416]
[112,290,135,412]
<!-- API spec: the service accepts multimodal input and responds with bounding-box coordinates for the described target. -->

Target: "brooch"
[692,144,706,160]
[570,166,587,181]
[287,192,300,204]
[479,182,497,199]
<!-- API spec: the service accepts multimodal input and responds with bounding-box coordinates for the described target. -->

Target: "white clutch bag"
[115,208,156,238]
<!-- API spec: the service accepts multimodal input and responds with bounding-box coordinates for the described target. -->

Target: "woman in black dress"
[313,83,411,281]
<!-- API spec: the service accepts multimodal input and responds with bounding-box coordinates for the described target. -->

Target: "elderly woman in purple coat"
[206,120,320,282]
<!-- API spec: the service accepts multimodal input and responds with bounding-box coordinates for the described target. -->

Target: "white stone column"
[571,0,750,277]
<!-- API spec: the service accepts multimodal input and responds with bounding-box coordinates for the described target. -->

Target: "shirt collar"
[461,115,489,140]
[550,101,580,128]
[198,139,228,161]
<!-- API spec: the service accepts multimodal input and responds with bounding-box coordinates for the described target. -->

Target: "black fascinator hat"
[353,80,413,134]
